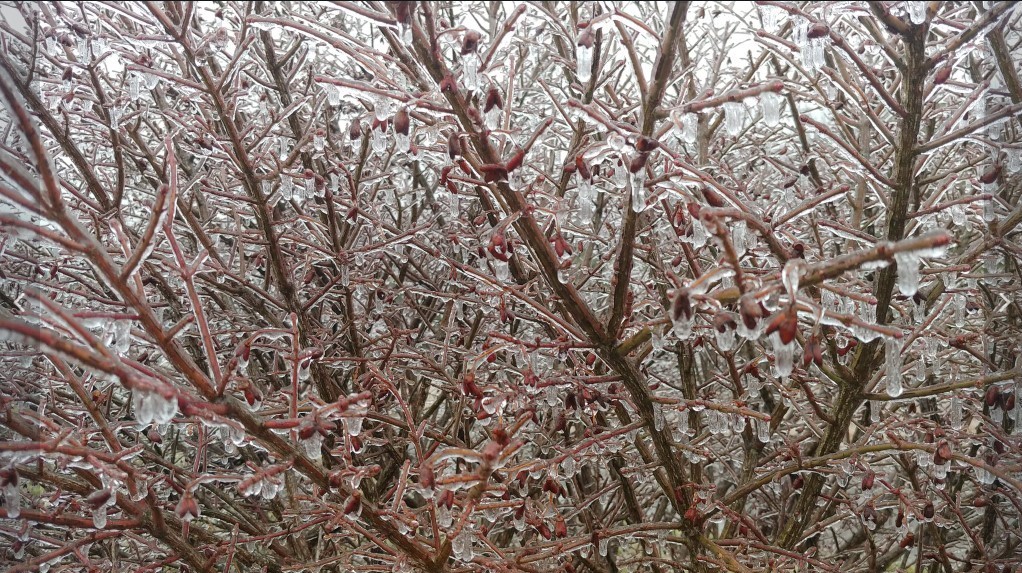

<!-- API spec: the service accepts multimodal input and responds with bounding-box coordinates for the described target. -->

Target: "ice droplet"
[757,419,770,443]
[885,337,903,397]
[950,395,963,430]
[894,252,921,296]
[760,91,783,127]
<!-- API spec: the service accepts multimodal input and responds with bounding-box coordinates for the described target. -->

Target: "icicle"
[371,127,387,153]
[805,38,826,72]
[907,2,927,24]
[715,327,736,352]
[723,101,744,136]
[894,252,921,297]
[732,220,747,256]
[327,84,341,107]
[680,112,698,143]
[629,169,647,212]
[463,53,480,92]
[760,5,784,33]
[373,95,392,121]
[950,395,963,430]
[93,508,107,529]
[3,483,20,519]
[983,194,996,222]
[771,333,795,379]
[760,91,782,127]
[915,357,926,382]
[576,42,594,83]
[885,337,903,397]
[314,133,325,152]
[757,419,770,443]
[691,219,708,249]
[128,74,141,100]
[598,537,609,557]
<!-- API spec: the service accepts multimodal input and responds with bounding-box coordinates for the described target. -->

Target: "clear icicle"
[885,337,903,397]
[732,220,747,256]
[723,101,744,136]
[894,252,921,296]
[773,338,795,379]
[576,44,593,83]
[681,112,698,143]
[761,5,783,33]
[93,508,107,529]
[463,53,480,92]
[950,395,963,430]
[3,484,20,519]
[761,91,783,127]
[907,2,927,24]
[629,170,647,212]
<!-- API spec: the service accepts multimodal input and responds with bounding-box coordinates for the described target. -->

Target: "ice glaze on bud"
[175,492,200,522]
[344,492,362,515]
[934,440,952,465]
[484,87,503,113]
[0,467,17,487]
[393,108,410,135]
[807,23,829,39]
[934,65,952,84]
[671,288,693,322]
[577,28,594,49]
[628,152,649,173]
[447,132,462,159]
[86,489,112,509]
[739,294,763,330]
[764,305,799,345]
[349,119,362,141]
[440,73,458,94]
[861,470,875,490]
[461,31,481,55]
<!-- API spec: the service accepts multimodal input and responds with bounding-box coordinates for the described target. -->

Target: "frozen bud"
[713,312,736,333]
[440,73,458,94]
[437,488,454,509]
[671,288,693,322]
[554,514,567,538]
[739,294,763,329]
[0,468,17,488]
[393,108,410,135]
[577,28,594,49]
[349,119,362,141]
[481,440,502,462]
[86,489,112,509]
[344,492,362,515]
[979,164,1001,185]
[629,152,649,173]
[484,87,503,113]
[861,470,875,490]
[393,1,412,25]
[175,492,200,522]
[900,533,915,548]
[985,385,1001,408]
[448,132,462,159]
[806,23,829,39]
[461,30,481,55]
[764,305,799,345]
[804,334,824,366]
[934,65,952,84]
[934,440,952,465]
[922,501,935,520]
[635,135,659,152]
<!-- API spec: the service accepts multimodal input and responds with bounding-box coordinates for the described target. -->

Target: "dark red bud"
[393,108,410,135]
[461,31,481,55]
